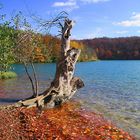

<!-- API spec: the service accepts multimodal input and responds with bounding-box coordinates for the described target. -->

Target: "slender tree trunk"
[16,19,84,108]
[31,62,39,97]
[23,62,36,97]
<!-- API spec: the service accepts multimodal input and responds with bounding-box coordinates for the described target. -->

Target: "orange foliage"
[32,35,91,62]
[43,35,61,60]
[0,102,135,140]
[33,47,46,63]
[70,41,84,50]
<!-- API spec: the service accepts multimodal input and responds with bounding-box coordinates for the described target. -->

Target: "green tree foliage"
[0,21,16,71]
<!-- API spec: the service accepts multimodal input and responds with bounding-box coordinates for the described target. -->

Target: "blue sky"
[0,0,140,39]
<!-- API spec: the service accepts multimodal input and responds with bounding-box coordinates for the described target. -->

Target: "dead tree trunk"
[16,19,84,108]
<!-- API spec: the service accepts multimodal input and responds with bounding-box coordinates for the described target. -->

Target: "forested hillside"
[1,24,140,63]
[25,35,97,63]
[39,36,140,62]
[81,37,140,60]
[0,25,97,65]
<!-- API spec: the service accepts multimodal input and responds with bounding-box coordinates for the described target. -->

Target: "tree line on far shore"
[81,37,140,60]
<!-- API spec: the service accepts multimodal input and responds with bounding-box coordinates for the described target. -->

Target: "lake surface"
[0,61,140,138]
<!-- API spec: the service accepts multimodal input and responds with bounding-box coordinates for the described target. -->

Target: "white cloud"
[81,0,110,3]
[115,30,128,34]
[131,13,140,20]
[52,0,109,12]
[116,13,140,27]
[52,0,79,12]
[53,0,76,7]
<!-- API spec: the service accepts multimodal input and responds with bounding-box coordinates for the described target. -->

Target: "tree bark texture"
[16,19,84,108]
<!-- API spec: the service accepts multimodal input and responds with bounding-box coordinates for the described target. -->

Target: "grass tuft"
[0,71,17,79]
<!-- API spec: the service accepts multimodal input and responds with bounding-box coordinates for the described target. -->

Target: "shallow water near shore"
[0,61,140,138]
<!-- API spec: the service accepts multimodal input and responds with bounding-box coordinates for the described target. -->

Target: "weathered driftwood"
[16,19,84,108]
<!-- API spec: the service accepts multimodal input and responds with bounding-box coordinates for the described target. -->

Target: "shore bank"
[0,101,135,140]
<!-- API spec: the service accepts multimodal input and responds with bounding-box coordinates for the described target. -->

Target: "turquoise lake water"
[0,61,140,138]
